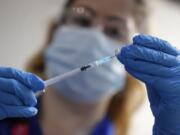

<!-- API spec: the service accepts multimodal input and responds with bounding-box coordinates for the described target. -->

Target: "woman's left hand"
[117,34,180,134]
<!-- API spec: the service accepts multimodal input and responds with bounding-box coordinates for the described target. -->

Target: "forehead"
[71,0,133,18]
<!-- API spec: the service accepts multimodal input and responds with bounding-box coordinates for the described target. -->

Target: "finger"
[0,78,37,106]
[0,104,37,120]
[120,45,180,67]
[133,34,180,56]
[118,55,177,77]
[0,67,44,92]
[0,91,23,106]
[125,66,160,85]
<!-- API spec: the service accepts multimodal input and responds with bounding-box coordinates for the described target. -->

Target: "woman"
[0,0,148,135]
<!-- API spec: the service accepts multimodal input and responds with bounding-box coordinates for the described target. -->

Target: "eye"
[104,26,122,39]
[72,16,92,27]
[62,15,93,28]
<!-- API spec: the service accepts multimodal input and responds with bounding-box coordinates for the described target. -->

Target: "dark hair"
[65,0,74,7]
[170,0,180,3]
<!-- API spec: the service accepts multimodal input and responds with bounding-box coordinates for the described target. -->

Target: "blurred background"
[0,0,179,135]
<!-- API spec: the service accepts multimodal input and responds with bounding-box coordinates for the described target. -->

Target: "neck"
[39,88,109,135]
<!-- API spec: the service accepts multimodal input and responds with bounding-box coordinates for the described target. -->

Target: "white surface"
[0,0,180,135]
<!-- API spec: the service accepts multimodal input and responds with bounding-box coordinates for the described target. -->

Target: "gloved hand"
[0,67,44,120]
[117,34,180,134]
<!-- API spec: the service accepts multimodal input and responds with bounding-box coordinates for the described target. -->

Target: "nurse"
[2,0,180,135]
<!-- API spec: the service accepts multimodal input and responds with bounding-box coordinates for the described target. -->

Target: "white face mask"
[44,26,126,103]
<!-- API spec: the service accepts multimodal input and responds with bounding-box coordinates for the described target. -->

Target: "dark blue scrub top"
[0,115,115,135]
[0,99,115,135]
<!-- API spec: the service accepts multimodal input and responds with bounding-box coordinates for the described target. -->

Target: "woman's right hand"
[117,35,180,134]
[0,67,44,120]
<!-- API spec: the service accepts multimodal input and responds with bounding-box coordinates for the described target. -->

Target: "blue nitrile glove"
[0,67,44,120]
[117,34,180,134]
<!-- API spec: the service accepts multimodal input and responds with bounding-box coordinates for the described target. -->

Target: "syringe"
[36,49,120,97]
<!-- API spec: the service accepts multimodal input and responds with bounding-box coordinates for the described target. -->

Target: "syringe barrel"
[44,68,81,88]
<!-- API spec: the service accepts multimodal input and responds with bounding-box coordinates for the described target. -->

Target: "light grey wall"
[151,0,180,46]
[0,0,65,69]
